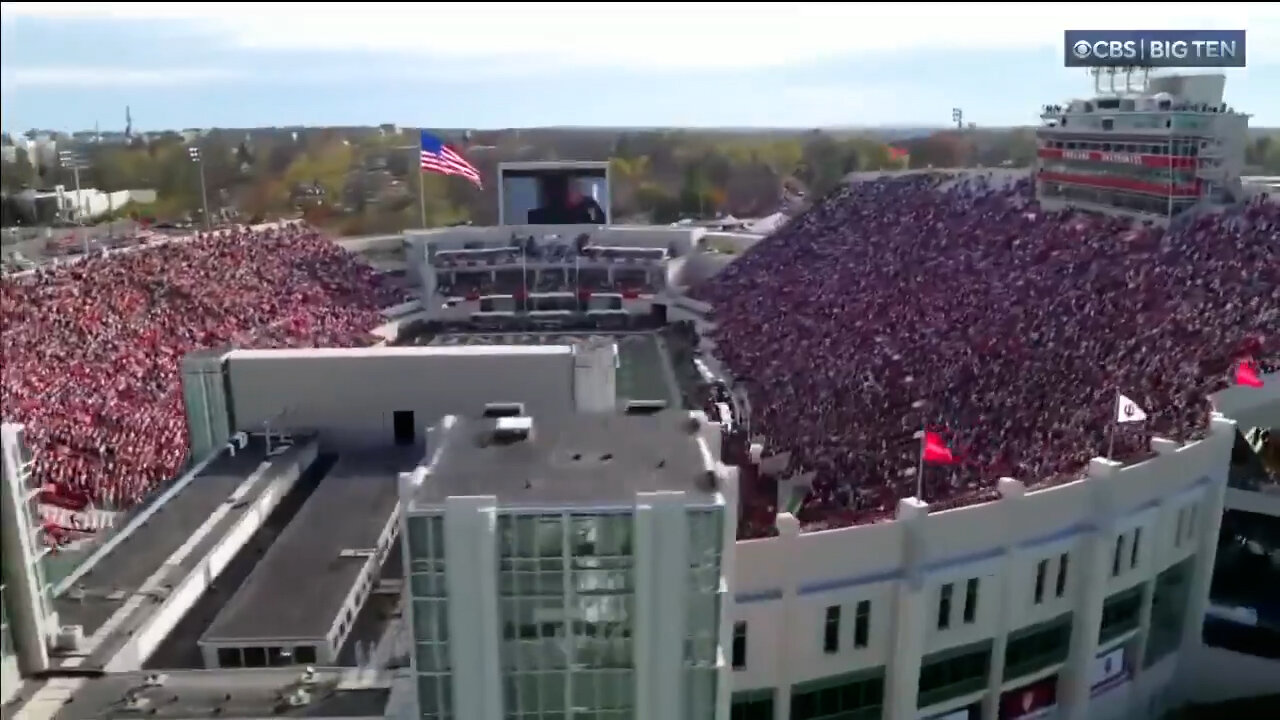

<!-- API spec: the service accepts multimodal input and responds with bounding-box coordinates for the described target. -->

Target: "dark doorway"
[392,411,415,446]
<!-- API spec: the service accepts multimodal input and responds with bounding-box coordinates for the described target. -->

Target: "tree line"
[2,125,1277,233]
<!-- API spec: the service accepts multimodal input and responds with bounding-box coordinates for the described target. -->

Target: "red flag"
[922,431,956,465]
[1234,360,1265,389]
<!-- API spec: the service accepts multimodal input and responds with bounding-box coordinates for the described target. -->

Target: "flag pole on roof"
[1109,392,1148,459]
[915,428,957,501]
[1235,358,1265,388]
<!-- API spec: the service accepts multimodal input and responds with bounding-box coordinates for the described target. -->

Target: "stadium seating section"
[1,225,407,526]
[692,175,1278,538]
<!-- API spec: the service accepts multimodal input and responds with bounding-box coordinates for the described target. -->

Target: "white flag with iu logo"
[1116,394,1148,424]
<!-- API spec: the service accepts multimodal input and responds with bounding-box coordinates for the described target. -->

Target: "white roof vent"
[484,402,526,418]
[494,416,534,442]
[625,400,667,416]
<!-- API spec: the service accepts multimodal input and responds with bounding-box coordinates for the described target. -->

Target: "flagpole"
[916,427,925,501]
[418,166,428,229]
[1107,390,1117,460]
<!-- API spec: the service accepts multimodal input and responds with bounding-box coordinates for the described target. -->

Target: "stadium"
[1,71,1278,720]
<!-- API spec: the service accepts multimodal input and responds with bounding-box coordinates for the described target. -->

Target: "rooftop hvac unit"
[494,416,534,443]
[624,400,667,416]
[55,625,85,652]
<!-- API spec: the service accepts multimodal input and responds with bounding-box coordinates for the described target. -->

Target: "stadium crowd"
[1,224,407,514]
[694,175,1278,537]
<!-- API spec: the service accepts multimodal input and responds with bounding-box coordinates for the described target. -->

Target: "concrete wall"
[225,348,579,449]
[105,440,319,671]
[727,417,1236,720]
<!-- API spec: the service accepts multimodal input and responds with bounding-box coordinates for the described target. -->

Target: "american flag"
[420,130,482,187]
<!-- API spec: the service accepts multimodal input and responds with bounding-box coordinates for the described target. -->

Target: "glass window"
[411,572,447,598]
[244,647,267,667]
[732,621,747,669]
[854,600,870,648]
[416,642,450,672]
[1131,527,1142,568]
[407,515,431,558]
[823,605,841,653]
[414,599,450,642]
[963,578,979,623]
[938,583,953,629]
[1112,535,1125,576]
[217,647,241,668]
[689,510,723,562]
[1035,560,1048,604]
[266,647,286,666]
[684,667,718,719]
[1056,553,1069,598]
[418,675,441,714]
[295,645,317,664]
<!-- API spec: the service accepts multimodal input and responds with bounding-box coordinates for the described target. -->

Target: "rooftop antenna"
[125,106,132,139]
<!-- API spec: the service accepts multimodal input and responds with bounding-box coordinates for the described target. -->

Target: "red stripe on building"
[1038,148,1197,169]
[1038,171,1201,197]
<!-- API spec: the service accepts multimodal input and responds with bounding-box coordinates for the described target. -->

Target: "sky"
[2,2,1279,133]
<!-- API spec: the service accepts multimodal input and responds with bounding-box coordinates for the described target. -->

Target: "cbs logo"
[1071,39,1138,61]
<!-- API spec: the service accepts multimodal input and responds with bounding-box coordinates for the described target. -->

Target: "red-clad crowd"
[1,224,408,510]
[693,175,1278,538]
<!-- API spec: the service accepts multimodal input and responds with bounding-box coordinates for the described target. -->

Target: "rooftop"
[412,410,718,507]
[52,438,283,667]
[199,450,412,644]
[29,669,393,720]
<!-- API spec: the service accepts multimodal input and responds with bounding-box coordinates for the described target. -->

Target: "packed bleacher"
[1,224,407,515]
[692,174,1279,538]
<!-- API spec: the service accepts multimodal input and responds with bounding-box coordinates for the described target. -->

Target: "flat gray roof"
[415,410,716,507]
[200,450,411,644]
[53,437,278,665]
[43,669,391,720]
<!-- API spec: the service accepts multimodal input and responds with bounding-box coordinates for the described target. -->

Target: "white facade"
[398,415,741,720]
[12,187,157,222]
[728,416,1242,720]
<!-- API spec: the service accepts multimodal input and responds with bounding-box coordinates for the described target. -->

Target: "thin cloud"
[4,2,1279,69]
[7,66,238,87]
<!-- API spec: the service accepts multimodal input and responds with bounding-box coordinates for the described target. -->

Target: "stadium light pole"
[58,150,92,254]
[951,108,964,131]
[56,150,90,224]
[187,145,211,230]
